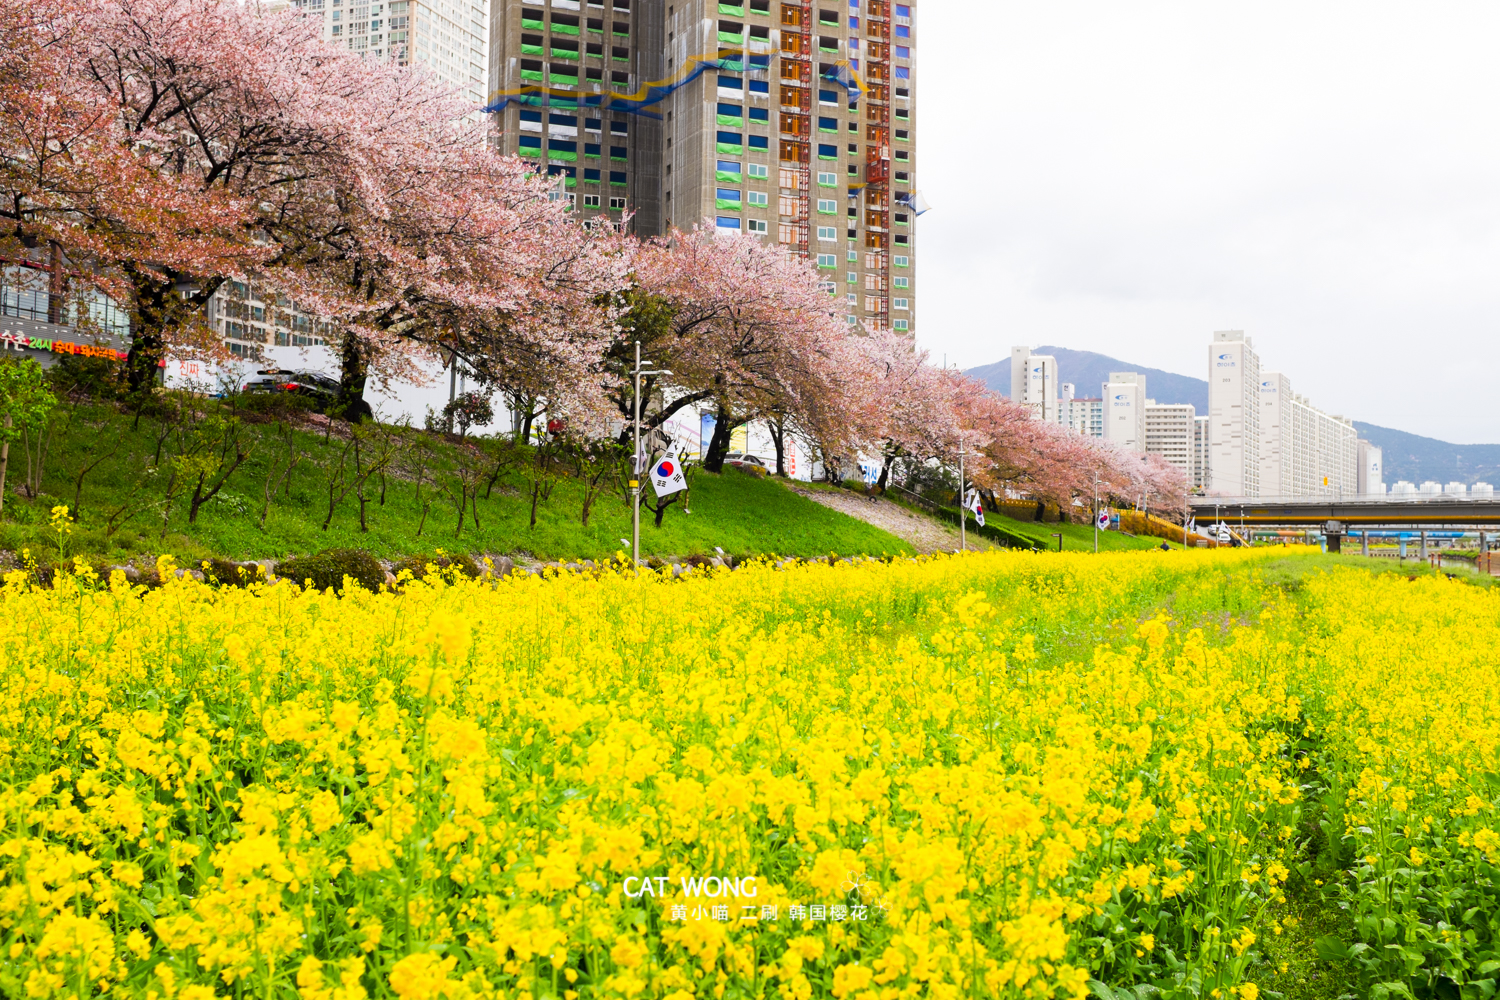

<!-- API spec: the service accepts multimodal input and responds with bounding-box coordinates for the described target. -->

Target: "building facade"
[1357,439,1384,497]
[1009,346,1057,422]
[1207,330,1260,497]
[488,0,918,333]
[1192,415,1210,491]
[1144,400,1195,482]
[208,280,334,360]
[1208,331,1359,499]
[293,0,489,110]
[1103,371,1146,452]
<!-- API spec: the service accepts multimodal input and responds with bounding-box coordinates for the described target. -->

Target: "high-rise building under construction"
[485,0,918,334]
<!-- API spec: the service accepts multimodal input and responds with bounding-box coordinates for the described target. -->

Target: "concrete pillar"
[1420,530,1428,562]
[1361,530,1368,557]
[1399,537,1407,558]
[1327,532,1342,554]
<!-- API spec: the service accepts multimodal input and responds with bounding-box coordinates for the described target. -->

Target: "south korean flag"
[964,488,985,527]
[651,445,688,498]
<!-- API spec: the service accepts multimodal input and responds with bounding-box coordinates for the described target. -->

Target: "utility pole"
[630,340,672,568]
[1093,477,1102,554]
[957,439,967,553]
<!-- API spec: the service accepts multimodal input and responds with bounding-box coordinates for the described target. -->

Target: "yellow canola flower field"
[1,549,1498,999]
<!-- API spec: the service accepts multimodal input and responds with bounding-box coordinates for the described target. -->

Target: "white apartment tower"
[1009,346,1058,422]
[294,0,490,111]
[1208,331,1260,497]
[1145,400,1196,481]
[1192,415,1210,491]
[1103,371,1146,452]
[1358,440,1384,496]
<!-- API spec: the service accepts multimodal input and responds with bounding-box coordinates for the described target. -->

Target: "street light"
[1093,477,1103,554]
[630,339,672,568]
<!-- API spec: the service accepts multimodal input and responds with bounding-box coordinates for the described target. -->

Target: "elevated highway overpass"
[1186,496,1500,554]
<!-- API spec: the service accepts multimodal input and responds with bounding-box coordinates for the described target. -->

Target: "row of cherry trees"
[0,0,1185,516]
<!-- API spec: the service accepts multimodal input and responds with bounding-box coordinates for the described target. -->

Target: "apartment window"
[584,168,601,180]
[716,159,742,180]
[847,271,857,283]
[583,194,601,206]
[816,253,836,268]
[748,191,769,206]
[893,319,908,331]
[894,24,908,37]
[749,135,769,150]
[718,101,744,118]
[716,216,742,230]
[847,143,857,154]
[819,89,838,104]
[847,250,858,261]
[716,188,742,208]
[816,226,837,241]
[747,219,768,233]
[817,199,836,213]
[894,129,909,141]
[609,197,627,209]
[847,315,859,325]
[609,170,626,184]
[893,298,908,310]
[817,144,838,159]
[893,276,908,288]
[817,171,837,185]
[585,143,601,156]
[749,106,769,123]
[846,292,856,304]
[894,255,909,266]
[818,116,838,132]
[748,163,769,178]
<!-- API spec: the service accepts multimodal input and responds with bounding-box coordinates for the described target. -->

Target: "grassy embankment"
[4,397,916,566]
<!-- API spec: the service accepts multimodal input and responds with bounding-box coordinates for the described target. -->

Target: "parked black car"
[242,369,340,410]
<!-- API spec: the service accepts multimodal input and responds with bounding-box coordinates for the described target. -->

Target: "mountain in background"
[1352,423,1500,487]
[965,347,1500,486]
[966,345,1209,412]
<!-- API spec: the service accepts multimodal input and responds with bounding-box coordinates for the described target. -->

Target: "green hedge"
[274,549,386,592]
[936,507,1042,551]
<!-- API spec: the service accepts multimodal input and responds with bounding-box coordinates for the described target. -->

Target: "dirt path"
[787,486,992,554]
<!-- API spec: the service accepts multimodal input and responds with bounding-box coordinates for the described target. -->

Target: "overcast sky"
[915,3,1500,442]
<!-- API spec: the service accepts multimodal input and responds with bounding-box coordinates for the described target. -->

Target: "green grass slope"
[2,399,915,565]
[987,512,1166,552]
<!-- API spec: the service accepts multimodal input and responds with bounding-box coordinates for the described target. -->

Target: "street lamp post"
[630,340,672,568]
[957,440,967,553]
[1093,477,1102,554]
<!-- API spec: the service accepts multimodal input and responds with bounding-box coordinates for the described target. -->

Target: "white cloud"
[916,2,1500,440]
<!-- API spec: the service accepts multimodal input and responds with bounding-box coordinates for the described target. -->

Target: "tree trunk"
[702,404,733,473]
[876,453,893,491]
[0,414,10,514]
[337,334,372,423]
[769,418,786,477]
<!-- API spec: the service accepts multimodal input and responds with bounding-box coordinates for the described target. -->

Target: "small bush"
[274,548,385,592]
[393,551,480,582]
[229,391,316,422]
[203,558,262,587]
[47,355,125,400]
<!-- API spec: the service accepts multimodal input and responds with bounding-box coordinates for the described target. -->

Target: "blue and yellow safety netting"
[481,50,865,118]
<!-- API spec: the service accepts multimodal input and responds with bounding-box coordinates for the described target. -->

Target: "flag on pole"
[1187,514,1197,535]
[964,488,985,527]
[651,445,688,497]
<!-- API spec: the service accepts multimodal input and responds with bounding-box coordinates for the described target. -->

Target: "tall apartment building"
[1357,440,1384,496]
[1144,399,1196,482]
[1207,330,1260,497]
[1208,331,1356,498]
[487,0,918,333]
[1192,415,1210,491]
[293,0,489,109]
[1009,346,1057,422]
[208,280,334,360]
[1103,371,1146,451]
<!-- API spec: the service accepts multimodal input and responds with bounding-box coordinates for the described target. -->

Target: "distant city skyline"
[918,2,1500,443]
